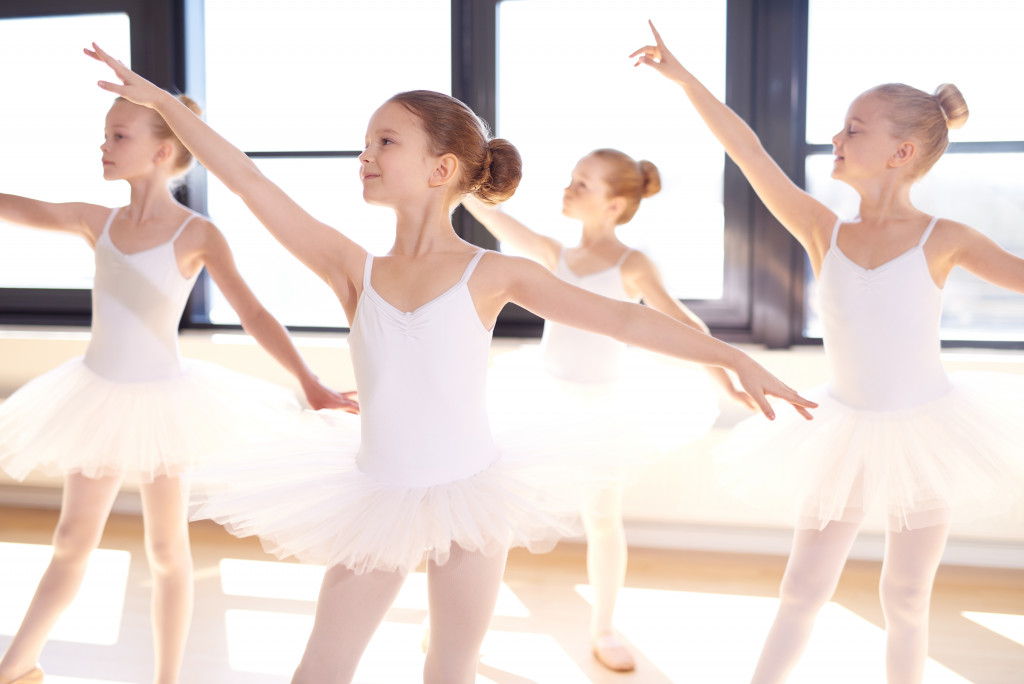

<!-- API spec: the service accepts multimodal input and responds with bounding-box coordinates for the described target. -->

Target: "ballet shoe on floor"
[1,667,44,684]
[592,634,636,672]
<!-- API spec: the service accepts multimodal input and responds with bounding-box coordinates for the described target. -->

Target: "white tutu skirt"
[715,371,1024,531]
[0,356,302,483]
[189,411,583,575]
[486,346,720,480]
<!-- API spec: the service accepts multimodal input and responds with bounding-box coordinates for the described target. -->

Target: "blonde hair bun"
[934,83,969,130]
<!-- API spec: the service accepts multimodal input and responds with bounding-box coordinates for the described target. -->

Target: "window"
[803,0,1024,343]
[0,0,179,325]
[201,0,451,328]
[0,13,131,320]
[494,1,728,303]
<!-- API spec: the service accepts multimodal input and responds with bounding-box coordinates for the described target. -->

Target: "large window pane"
[204,0,451,152]
[203,0,451,327]
[495,1,727,300]
[0,14,130,289]
[806,1,1024,144]
[804,153,1024,341]
[207,159,396,327]
[804,0,1024,343]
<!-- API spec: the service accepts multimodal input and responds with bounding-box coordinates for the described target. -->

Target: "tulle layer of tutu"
[190,411,582,575]
[0,357,302,483]
[715,371,1024,531]
[486,346,720,478]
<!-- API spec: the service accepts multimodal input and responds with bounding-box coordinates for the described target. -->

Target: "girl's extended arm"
[0,194,110,245]
[945,220,1024,293]
[85,44,366,308]
[461,195,562,270]
[626,251,757,410]
[488,255,815,420]
[631,22,835,265]
[191,219,358,413]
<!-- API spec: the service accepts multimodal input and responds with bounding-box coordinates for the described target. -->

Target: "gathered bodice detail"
[819,216,950,410]
[348,251,499,487]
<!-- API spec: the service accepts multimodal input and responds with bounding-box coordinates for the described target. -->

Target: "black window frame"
[0,0,187,326]
[28,0,1003,351]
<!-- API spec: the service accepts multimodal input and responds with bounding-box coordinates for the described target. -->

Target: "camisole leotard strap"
[361,250,487,291]
[98,207,199,246]
[168,212,200,245]
[99,206,120,238]
[917,215,940,247]
[829,216,940,250]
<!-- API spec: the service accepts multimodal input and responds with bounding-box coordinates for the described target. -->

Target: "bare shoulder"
[928,217,978,254]
[76,203,118,243]
[621,248,658,276]
[176,214,226,253]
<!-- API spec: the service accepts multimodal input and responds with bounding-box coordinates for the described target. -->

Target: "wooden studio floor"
[0,506,1021,683]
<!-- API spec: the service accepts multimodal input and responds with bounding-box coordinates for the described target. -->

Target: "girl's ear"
[889,140,917,169]
[429,153,459,188]
[154,141,175,166]
[606,195,627,219]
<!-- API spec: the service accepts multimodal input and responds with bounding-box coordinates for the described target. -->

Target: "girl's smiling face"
[359,101,438,208]
[831,92,906,183]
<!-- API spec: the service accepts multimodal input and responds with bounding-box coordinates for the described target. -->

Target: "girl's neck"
[390,201,464,257]
[853,176,917,224]
[123,177,179,224]
[578,218,620,248]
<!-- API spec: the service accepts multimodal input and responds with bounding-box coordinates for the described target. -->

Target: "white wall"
[2,326,1022,568]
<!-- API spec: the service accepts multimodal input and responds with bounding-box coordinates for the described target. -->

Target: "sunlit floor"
[1,506,1022,683]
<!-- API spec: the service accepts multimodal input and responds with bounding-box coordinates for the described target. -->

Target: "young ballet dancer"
[462,152,755,671]
[633,21,1024,684]
[87,44,815,684]
[0,92,355,684]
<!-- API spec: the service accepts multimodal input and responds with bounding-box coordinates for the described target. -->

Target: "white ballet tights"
[581,483,627,638]
[751,517,949,684]
[0,473,193,684]
[139,476,194,684]
[423,544,508,683]
[291,544,507,684]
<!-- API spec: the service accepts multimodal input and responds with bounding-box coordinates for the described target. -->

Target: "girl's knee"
[145,534,191,575]
[51,520,101,560]
[880,576,932,622]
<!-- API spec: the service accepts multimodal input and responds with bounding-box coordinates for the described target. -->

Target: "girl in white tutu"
[88,44,815,684]
[633,21,1024,684]
[0,92,354,683]
[463,152,754,672]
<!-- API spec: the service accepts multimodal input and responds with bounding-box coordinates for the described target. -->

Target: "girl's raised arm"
[488,255,815,420]
[461,194,562,270]
[631,22,835,262]
[85,44,366,303]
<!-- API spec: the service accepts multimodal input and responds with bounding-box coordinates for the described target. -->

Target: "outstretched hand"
[734,357,816,421]
[629,20,689,84]
[84,43,167,108]
[304,382,360,415]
